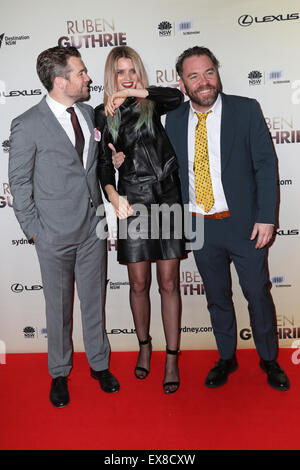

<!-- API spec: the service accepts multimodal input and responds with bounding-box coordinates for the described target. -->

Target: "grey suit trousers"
[35,208,110,378]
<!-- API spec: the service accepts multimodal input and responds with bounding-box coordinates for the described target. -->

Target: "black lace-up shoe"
[90,368,120,393]
[205,356,238,388]
[50,376,70,408]
[260,360,290,391]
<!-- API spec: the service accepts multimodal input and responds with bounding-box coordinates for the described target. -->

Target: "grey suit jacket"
[9,96,104,244]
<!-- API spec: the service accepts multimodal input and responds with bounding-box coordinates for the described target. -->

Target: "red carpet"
[0,349,299,450]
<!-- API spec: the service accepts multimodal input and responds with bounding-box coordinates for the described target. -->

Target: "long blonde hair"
[104,46,154,142]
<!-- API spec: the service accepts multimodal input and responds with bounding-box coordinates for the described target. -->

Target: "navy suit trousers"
[192,216,278,361]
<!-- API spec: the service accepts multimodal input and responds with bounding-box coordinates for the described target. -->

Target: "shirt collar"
[46,94,78,118]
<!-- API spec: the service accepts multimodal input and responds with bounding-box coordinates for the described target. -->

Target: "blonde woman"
[95,46,185,394]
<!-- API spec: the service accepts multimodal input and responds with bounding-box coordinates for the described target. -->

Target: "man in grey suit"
[9,46,119,407]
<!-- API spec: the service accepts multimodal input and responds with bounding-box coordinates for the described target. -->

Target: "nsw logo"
[248,70,264,85]
[158,21,173,37]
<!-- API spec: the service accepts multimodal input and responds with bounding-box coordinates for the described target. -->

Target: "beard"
[183,82,221,108]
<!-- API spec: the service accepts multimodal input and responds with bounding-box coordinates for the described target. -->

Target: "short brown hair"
[36,46,81,92]
[176,46,220,78]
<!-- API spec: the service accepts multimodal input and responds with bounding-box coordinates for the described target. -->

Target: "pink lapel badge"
[94,127,101,142]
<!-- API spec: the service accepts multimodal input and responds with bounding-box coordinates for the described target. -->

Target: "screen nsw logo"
[157,19,199,37]
[248,70,290,87]
[23,327,47,339]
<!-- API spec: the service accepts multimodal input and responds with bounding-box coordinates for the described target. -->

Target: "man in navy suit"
[165,46,289,390]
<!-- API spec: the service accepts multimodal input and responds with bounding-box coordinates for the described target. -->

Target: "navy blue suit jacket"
[165,93,278,238]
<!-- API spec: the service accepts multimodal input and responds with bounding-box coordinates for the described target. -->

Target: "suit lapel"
[173,102,190,203]
[176,101,190,162]
[220,93,236,173]
[38,97,96,174]
[38,96,78,156]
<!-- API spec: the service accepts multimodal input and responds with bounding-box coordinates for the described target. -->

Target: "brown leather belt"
[190,211,231,220]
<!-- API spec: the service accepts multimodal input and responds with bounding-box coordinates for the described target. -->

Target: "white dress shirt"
[188,93,229,214]
[46,95,91,169]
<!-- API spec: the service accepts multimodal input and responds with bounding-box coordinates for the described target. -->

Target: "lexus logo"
[238,13,299,27]
[238,14,253,26]
[11,283,24,293]
[11,283,43,293]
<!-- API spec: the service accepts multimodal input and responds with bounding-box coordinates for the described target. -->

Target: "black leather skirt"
[117,171,186,263]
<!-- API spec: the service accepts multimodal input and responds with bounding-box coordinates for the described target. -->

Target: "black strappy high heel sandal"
[134,336,152,380]
[163,347,180,394]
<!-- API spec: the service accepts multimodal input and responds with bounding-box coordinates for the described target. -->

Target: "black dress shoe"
[205,356,238,388]
[260,359,290,391]
[50,376,70,408]
[90,368,120,393]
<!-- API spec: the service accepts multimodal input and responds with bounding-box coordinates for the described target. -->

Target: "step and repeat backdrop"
[1,0,299,355]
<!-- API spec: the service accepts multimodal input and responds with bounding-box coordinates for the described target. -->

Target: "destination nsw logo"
[0,32,30,48]
[57,18,127,48]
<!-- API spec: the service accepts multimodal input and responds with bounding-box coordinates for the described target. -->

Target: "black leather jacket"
[95,86,183,199]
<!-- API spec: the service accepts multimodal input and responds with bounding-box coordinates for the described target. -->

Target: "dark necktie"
[66,107,85,164]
